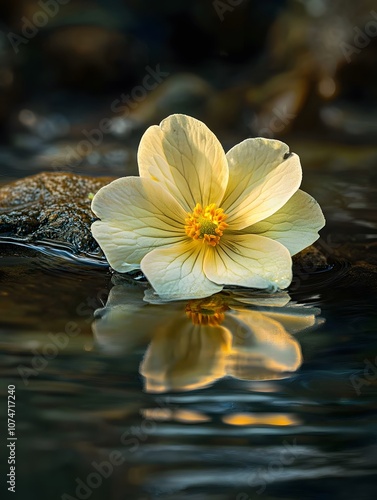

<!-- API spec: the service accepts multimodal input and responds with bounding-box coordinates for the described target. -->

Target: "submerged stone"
[0,172,114,257]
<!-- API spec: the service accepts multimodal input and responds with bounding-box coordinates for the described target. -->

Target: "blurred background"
[1,0,377,182]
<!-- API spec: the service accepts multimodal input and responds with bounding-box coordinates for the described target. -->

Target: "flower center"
[185,296,229,326]
[185,203,228,246]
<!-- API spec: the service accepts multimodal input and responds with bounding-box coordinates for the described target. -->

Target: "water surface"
[1,161,377,500]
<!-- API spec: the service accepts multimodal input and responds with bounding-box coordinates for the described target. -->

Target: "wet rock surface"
[333,242,377,292]
[0,172,114,257]
[292,245,328,271]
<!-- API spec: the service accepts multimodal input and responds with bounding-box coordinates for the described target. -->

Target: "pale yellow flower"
[91,114,325,300]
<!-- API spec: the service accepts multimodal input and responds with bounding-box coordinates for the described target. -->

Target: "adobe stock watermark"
[17,288,108,386]
[253,106,296,139]
[6,0,70,54]
[236,439,301,497]
[213,0,246,22]
[341,10,377,63]
[61,399,175,500]
[350,356,377,395]
[51,64,170,173]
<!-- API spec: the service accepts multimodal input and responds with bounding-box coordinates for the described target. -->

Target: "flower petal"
[138,114,229,211]
[245,190,325,255]
[204,234,292,290]
[222,138,302,229]
[141,240,223,301]
[91,177,187,272]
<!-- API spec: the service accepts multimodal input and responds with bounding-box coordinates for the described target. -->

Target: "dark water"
[1,163,377,500]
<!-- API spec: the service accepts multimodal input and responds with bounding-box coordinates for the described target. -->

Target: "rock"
[333,241,377,267]
[0,172,114,257]
[293,244,328,271]
[332,242,377,292]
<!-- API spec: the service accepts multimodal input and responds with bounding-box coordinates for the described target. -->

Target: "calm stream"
[1,152,377,500]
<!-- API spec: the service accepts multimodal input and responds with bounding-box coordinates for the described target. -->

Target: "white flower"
[91,114,325,300]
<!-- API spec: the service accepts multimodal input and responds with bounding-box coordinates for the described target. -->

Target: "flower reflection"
[92,282,321,393]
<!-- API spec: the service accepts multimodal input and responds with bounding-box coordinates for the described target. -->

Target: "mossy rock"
[0,172,114,257]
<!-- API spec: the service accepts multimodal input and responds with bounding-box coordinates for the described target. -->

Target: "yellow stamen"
[185,203,228,246]
[185,296,229,326]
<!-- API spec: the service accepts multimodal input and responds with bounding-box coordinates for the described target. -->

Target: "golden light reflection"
[140,408,210,423]
[223,413,300,427]
[93,284,321,394]
[141,408,173,421]
[174,409,211,423]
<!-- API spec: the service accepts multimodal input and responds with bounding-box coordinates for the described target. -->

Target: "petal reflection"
[226,310,303,380]
[92,281,179,354]
[140,320,232,393]
[93,282,322,393]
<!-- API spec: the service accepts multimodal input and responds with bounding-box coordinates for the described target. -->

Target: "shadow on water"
[1,165,377,500]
